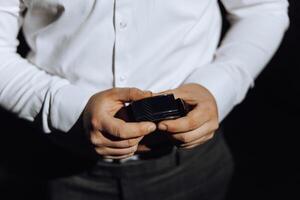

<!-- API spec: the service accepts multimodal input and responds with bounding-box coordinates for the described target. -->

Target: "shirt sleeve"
[183,0,289,122]
[0,0,95,133]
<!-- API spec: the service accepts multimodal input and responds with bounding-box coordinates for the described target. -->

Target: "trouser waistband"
[85,129,224,179]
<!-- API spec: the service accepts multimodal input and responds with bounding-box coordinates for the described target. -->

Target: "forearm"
[184,0,289,121]
[0,1,94,133]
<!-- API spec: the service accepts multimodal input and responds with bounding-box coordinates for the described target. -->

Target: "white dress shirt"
[0,0,289,133]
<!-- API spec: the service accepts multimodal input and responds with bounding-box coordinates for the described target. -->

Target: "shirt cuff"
[183,63,238,122]
[46,84,96,133]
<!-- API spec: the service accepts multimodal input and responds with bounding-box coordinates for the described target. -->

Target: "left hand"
[154,83,219,149]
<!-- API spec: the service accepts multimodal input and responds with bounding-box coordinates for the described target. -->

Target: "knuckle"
[110,88,118,94]
[95,148,106,155]
[128,87,140,97]
[106,88,117,97]
[127,139,136,147]
[143,90,152,97]
[90,133,98,145]
[130,145,138,153]
[183,135,192,143]
[178,134,188,143]
[168,127,177,133]
[167,122,179,132]
[112,125,122,138]
[130,87,140,93]
[117,131,124,139]
[211,121,219,131]
[188,118,198,129]
[109,122,124,138]
[90,132,105,146]
[91,118,99,130]
[163,122,173,131]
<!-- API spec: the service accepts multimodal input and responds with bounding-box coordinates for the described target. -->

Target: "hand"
[83,88,157,159]
[155,83,219,149]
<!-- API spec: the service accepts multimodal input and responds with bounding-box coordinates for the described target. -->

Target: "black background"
[224,1,300,199]
[0,1,299,199]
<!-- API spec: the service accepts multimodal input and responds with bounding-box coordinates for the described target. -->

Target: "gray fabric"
[47,130,234,200]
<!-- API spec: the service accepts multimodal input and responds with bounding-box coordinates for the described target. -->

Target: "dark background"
[0,1,299,199]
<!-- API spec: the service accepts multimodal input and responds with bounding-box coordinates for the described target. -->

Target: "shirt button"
[119,21,127,29]
[119,75,126,82]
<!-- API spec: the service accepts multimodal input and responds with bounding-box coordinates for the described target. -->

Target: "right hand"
[83,87,157,159]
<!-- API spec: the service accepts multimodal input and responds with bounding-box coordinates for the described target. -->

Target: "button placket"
[119,21,128,29]
[113,1,131,87]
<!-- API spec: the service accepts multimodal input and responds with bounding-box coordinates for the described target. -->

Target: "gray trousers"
[47,130,234,200]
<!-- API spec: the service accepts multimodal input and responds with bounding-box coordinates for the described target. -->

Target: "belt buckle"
[101,154,140,164]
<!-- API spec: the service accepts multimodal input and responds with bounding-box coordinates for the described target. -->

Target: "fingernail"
[148,124,156,132]
[159,123,168,131]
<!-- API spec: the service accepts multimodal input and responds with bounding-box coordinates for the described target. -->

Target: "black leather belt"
[88,130,223,179]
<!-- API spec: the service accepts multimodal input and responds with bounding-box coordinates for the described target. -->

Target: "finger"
[180,132,215,149]
[102,117,156,139]
[95,145,138,156]
[136,144,151,153]
[180,141,206,149]
[112,87,153,102]
[170,122,216,144]
[158,106,208,133]
[152,89,175,97]
[90,131,143,148]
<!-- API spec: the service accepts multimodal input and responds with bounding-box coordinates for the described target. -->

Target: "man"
[0,0,289,199]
